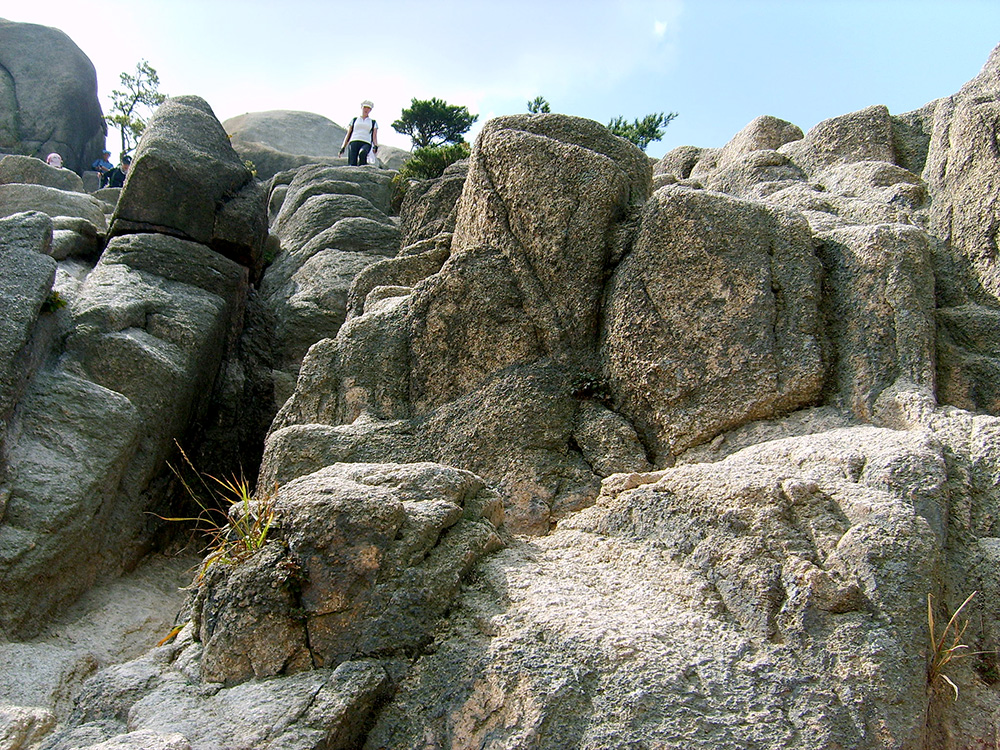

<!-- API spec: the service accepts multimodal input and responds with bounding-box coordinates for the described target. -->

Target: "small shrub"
[399,142,470,181]
[391,142,470,213]
[40,290,66,313]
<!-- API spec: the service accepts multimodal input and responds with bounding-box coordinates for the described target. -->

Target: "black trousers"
[348,140,371,166]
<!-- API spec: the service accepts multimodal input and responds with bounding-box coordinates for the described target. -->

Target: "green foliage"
[159,442,277,582]
[527,96,551,114]
[391,142,471,214]
[399,142,471,181]
[106,60,167,155]
[392,97,477,149]
[40,290,66,313]
[607,111,678,151]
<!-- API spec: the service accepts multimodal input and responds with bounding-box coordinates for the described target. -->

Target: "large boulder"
[0,183,107,230]
[0,154,86,192]
[223,110,410,179]
[815,223,936,418]
[0,211,56,453]
[654,144,705,179]
[191,462,503,685]
[601,185,824,461]
[778,104,898,178]
[224,110,348,159]
[0,19,106,173]
[691,115,803,180]
[366,425,945,750]
[924,43,1000,304]
[0,232,248,638]
[407,114,651,412]
[110,96,267,275]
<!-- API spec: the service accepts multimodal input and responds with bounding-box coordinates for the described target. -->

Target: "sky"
[3,0,1000,161]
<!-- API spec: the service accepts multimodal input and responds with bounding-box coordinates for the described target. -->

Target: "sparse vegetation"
[607,111,678,151]
[391,142,471,213]
[398,143,471,181]
[158,442,277,582]
[40,290,66,313]
[927,591,978,699]
[528,96,551,114]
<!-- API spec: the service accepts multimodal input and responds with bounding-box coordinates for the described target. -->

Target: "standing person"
[92,150,114,187]
[105,154,131,188]
[339,100,378,166]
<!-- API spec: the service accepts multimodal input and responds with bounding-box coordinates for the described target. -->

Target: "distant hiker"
[92,150,113,186]
[339,100,378,166]
[105,154,131,188]
[45,153,63,168]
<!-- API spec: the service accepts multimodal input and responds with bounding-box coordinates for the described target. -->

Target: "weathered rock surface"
[920,44,1000,420]
[5,26,1000,750]
[0,154,86,192]
[192,462,503,684]
[260,164,399,404]
[0,232,249,638]
[223,109,411,180]
[365,423,947,750]
[268,114,653,532]
[815,223,936,418]
[398,158,468,246]
[0,19,106,174]
[0,183,108,230]
[225,110,348,160]
[110,96,267,275]
[50,215,103,261]
[778,104,897,178]
[0,211,55,432]
[0,553,194,719]
[924,44,1000,303]
[43,638,392,750]
[602,185,824,460]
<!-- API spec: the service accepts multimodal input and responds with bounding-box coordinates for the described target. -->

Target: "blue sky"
[4,0,999,160]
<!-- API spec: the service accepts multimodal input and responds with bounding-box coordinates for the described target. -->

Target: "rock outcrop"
[223,109,411,180]
[192,462,502,685]
[110,96,267,276]
[367,425,946,749]
[4,28,1000,750]
[0,19,106,173]
[267,114,654,534]
[260,163,399,405]
[0,96,266,641]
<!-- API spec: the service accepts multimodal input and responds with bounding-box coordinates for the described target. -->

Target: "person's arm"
[339,121,354,155]
[372,122,378,152]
